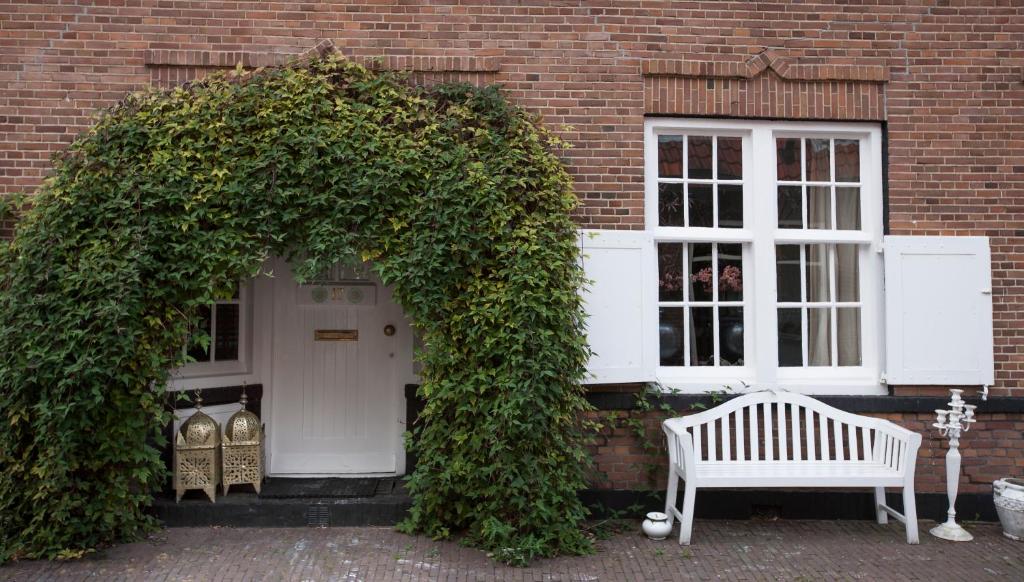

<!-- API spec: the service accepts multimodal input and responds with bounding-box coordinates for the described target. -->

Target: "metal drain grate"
[306,504,329,528]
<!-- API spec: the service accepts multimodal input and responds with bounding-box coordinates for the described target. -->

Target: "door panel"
[270,258,407,475]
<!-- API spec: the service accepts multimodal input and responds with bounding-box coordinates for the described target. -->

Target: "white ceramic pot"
[994,478,1024,541]
[642,511,672,540]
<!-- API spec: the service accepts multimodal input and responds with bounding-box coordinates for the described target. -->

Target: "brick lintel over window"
[643,50,888,121]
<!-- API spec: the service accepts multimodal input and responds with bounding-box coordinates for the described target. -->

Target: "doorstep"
[153,477,411,528]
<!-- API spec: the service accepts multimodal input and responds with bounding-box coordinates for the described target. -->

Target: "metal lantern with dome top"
[173,392,221,502]
[221,388,264,495]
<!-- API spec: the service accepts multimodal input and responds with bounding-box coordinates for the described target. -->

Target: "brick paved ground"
[2,520,1021,581]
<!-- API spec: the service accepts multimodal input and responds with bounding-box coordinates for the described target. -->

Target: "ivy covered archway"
[0,55,593,565]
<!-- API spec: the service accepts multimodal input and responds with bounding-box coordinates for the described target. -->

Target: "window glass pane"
[658,135,683,178]
[658,183,684,227]
[657,243,684,301]
[688,184,713,227]
[776,137,801,180]
[807,307,832,366]
[688,135,713,179]
[836,245,860,302]
[718,184,743,228]
[776,245,802,302]
[187,305,212,363]
[659,307,686,366]
[806,244,830,302]
[836,187,861,230]
[688,243,713,302]
[837,307,862,366]
[777,185,802,228]
[835,139,860,182]
[719,306,744,366]
[717,137,742,180]
[805,138,830,181]
[214,303,240,361]
[778,308,803,366]
[807,186,832,229]
[690,307,715,366]
[718,243,743,302]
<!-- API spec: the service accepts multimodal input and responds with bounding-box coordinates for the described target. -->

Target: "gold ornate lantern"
[173,393,221,502]
[221,390,264,495]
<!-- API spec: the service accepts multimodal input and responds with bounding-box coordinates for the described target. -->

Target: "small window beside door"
[180,283,251,377]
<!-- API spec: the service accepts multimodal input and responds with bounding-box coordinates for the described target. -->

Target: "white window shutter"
[883,236,994,385]
[579,229,656,384]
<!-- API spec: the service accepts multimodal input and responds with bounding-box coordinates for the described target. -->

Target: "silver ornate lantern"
[221,390,264,495]
[173,393,221,503]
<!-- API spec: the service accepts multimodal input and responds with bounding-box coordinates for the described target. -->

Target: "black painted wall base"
[154,487,997,528]
[153,493,411,528]
[582,489,998,523]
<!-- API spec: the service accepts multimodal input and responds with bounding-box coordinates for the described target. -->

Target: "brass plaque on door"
[314,329,358,342]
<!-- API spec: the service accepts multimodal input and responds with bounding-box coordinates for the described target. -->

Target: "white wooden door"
[270,259,407,475]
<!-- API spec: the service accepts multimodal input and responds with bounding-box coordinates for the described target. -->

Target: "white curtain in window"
[836,245,861,365]
[807,244,830,365]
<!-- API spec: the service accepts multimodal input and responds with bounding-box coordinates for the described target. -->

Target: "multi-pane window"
[647,119,881,390]
[187,290,241,364]
[776,244,861,367]
[657,135,743,228]
[775,137,865,368]
[656,134,748,369]
[659,243,745,367]
[776,137,861,231]
[183,284,250,376]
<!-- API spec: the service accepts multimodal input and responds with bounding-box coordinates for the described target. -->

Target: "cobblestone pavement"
[2,520,1022,581]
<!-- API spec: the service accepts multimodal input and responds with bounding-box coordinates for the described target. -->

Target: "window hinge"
[879,373,888,385]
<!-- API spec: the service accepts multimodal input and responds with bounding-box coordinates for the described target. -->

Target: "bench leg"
[678,480,696,546]
[903,484,919,544]
[664,468,679,527]
[874,487,888,524]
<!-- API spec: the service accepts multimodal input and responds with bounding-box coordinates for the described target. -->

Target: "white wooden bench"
[662,390,922,545]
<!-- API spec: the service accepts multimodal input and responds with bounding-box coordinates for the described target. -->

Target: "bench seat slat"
[691,461,904,488]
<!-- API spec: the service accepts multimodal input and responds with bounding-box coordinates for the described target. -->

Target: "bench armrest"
[663,418,696,475]
[872,417,921,443]
[869,419,923,478]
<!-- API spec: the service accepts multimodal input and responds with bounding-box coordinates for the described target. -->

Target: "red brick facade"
[2,2,1022,494]
[2,1,1021,394]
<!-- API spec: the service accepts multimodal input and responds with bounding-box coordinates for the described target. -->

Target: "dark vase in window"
[659,322,683,363]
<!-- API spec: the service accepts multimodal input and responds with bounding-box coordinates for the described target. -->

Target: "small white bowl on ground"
[642,511,673,540]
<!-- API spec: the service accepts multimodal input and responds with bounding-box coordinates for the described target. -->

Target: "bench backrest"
[664,391,921,473]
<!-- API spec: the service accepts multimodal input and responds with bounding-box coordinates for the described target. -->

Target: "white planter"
[994,478,1024,541]
[642,511,672,540]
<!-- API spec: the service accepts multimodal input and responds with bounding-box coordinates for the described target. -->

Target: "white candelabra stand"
[930,389,977,542]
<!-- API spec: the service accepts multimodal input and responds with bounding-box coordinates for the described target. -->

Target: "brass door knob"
[383,324,396,336]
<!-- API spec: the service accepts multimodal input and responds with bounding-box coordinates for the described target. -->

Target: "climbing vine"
[0,54,593,565]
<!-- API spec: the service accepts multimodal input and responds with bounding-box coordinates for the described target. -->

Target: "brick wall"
[586,407,1024,496]
[1,2,1022,393]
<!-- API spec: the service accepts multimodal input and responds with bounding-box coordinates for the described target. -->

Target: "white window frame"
[644,118,885,395]
[176,282,253,379]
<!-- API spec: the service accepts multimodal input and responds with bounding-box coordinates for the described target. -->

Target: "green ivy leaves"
[0,54,592,565]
